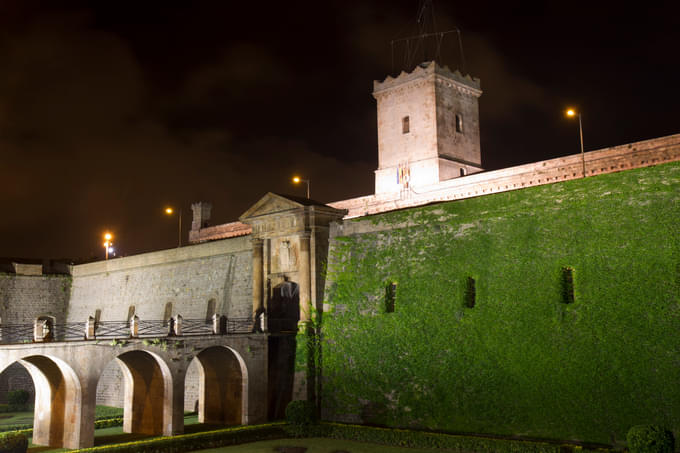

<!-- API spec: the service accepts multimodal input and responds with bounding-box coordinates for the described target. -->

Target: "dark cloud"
[0,1,677,259]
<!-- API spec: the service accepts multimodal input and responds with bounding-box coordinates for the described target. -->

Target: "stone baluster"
[34,318,48,342]
[173,314,183,336]
[212,313,221,334]
[86,316,96,340]
[130,315,139,338]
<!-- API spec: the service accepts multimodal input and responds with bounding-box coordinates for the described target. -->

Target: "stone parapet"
[71,235,250,277]
[330,133,680,218]
[373,60,481,95]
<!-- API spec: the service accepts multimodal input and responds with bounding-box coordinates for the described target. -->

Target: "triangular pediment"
[239,193,308,221]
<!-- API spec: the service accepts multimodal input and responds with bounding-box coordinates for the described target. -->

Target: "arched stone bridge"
[0,329,269,449]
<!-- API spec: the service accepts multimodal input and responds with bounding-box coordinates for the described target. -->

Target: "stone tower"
[373,61,483,194]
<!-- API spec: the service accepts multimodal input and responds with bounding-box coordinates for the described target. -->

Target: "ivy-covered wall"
[321,162,680,445]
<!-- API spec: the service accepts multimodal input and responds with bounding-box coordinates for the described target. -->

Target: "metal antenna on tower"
[390,0,466,75]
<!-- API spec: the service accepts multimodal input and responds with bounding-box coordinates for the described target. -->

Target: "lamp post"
[566,108,586,177]
[103,233,113,260]
[292,176,310,199]
[165,207,182,248]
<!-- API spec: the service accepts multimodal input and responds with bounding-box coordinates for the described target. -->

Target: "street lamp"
[103,232,114,260]
[566,108,586,177]
[292,176,310,199]
[164,207,182,248]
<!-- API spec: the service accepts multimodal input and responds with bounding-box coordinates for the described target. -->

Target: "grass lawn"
[194,437,444,453]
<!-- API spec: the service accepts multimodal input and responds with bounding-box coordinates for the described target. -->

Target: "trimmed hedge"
[0,431,28,453]
[0,424,32,434]
[0,416,123,434]
[305,422,613,453]
[94,417,124,429]
[70,422,287,452]
[627,425,675,453]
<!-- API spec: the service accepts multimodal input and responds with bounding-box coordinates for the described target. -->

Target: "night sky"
[1,1,678,261]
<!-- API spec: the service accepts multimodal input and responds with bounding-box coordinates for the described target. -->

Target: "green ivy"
[321,162,680,445]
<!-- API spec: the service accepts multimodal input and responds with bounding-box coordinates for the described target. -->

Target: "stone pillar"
[173,315,183,336]
[298,233,312,322]
[85,317,95,340]
[33,319,48,342]
[251,238,264,322]
[130,315,139,338]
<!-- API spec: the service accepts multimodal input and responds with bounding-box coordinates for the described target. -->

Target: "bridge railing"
[0,313,258,345]
[179,318,214,336]
[0,324,34,344]
[225,317,252,335]
[53,322,88,341]
[135,319,172,338]
[93,320,130,339]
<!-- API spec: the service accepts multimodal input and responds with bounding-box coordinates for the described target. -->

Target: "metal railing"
[53,322,87,341]
[0,324,34,344]
[226,317,253,335]
[0,314,261,345]
[93,321,130,339]
[180,318,213,336]
[137,320,171,338]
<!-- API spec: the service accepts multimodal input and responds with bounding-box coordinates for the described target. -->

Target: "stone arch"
[192,346,248,425]
[12,355,82,448]
[0,362,34,405]
[111,350,173,436]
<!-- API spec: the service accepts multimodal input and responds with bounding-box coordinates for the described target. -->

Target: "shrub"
[627,425,675,453]
[0,431,28,453]
[7,391,29,410]
[284,400,317,438]
[285,400,316,426]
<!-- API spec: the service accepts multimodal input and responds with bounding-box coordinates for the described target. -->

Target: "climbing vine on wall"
[321,162,680,444]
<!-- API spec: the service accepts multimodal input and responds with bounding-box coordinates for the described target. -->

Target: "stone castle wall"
[0,274,70,403]
[0,274,71,324]
[70,237,254,409]
[68,237,253,323]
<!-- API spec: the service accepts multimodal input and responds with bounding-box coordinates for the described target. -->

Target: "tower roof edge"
[373,61,480,95]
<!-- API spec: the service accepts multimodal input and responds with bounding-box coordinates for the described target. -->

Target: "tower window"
[455,114,463,133]
[402,116,410,134]
[385,282,397,313]
[460,168,466,177]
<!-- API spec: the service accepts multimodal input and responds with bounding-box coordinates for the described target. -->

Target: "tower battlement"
[373,61,480,94]
[373,61,484,195]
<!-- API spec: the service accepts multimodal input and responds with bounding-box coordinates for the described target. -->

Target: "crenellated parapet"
[373,60,481,97]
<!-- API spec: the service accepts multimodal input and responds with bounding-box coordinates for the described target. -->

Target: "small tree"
[7,390,30,410]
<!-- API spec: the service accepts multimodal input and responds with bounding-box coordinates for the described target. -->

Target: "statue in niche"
[279,240,297,271]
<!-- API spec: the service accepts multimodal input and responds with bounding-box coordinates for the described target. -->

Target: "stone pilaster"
[298,233,312,323]
[251,238,264,322]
